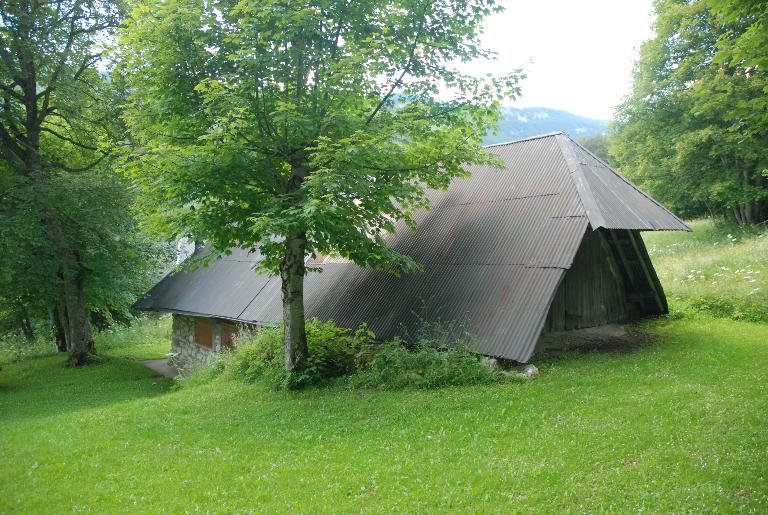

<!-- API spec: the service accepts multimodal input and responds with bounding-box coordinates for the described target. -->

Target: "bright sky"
[459,0,655,120]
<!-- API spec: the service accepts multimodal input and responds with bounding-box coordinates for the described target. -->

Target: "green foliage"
[643,218,768,322]
[185,320,376,389]
[2,318,768,511]
[349,339,504,390]
[118,0,521,271]
[709,0,768,71]
[183,318,509,390]
[0,168,174,337]
[120,0,517,272]
[0,172,57,327]
[611,0,768,223]
[117,0,521,369]
[51,173,175,324]
[349,322,513,389]
[0,0,175,361]
[578,133,614,166]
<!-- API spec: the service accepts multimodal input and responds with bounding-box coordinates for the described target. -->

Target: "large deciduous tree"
[0,0,169,363]
[611,0,768,223]
[119,0,520,375]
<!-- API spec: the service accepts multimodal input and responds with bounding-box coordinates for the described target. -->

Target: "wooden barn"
[135,132,689,370]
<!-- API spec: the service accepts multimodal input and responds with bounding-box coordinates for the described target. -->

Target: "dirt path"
[140,359,178,378]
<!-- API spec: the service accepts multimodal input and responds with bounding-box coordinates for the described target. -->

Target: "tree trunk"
[742,168,753,224]
[19,315,34,341]
[733,205,744,225]
[49,307,68,352]
[47,216,94,365]
[752,172,766,223]
[63,267,94,365]
[280,231,308,374]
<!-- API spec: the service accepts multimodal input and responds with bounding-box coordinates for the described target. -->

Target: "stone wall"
[168,314,219,372]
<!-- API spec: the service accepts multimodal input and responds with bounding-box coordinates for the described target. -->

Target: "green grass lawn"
[1,317,766,512]
[95,315,172,361]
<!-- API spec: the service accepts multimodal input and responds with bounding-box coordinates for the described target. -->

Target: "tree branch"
[44,150,111,173]
[0,81,24,101]
[364,2,431,127]
[0,122,27,170]
[40,126,100,151]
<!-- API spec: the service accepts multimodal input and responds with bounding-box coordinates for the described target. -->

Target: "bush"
[0,331,56,364]
[196,319,376,389]
[349,322,513,389]
[348,339,503,390]
[686,295,768,323]
[181,318,514,391]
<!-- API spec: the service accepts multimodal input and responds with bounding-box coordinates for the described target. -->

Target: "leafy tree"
[578,134,614,166]
[0,0,171,363]
[611,0,767,223]
[0,165,174,345]
[119,0,520,375]
[709,0,768,70]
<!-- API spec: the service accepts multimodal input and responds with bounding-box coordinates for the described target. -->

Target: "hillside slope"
[484,107,607,144]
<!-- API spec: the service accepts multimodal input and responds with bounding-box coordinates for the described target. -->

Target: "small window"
[221,322,237,349]
[195,319,213,348]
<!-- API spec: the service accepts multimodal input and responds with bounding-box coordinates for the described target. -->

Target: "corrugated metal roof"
[133,248,270,321]
[135,132,686,362]
[555,134,691,231]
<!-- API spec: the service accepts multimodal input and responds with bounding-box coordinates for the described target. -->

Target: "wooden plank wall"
[543,228,628,333]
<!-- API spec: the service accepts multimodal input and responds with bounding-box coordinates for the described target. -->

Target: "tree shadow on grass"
[0,354,174,424]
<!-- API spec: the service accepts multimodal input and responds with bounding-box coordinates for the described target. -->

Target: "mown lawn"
[1,317,766,512]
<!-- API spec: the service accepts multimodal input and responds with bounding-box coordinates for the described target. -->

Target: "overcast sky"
[459,0,655,120]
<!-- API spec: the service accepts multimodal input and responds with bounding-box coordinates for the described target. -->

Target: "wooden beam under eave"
[627,230,667,313]
[597,229,627,295]
[608,229,637,285]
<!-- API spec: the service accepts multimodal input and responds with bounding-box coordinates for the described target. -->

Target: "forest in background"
[583,0,768,224]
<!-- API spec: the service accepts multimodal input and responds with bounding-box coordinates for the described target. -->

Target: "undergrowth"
[0,332,54,364]
[0,315,171,364]
[643,219,768,322]
[95,314,171,360]
[181,319,515,390]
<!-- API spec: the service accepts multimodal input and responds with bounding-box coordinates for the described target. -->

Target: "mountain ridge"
[484,106,608,145]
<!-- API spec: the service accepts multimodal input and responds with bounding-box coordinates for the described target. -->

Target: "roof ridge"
[561,134,691,231]
[482,131,564,149]
[554,133,606,230]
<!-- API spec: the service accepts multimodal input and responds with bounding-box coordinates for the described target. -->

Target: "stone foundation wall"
[169,314,219,372]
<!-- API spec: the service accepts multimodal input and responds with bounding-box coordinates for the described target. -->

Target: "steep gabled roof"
[555,133,690,231]
[135,133,688,362]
